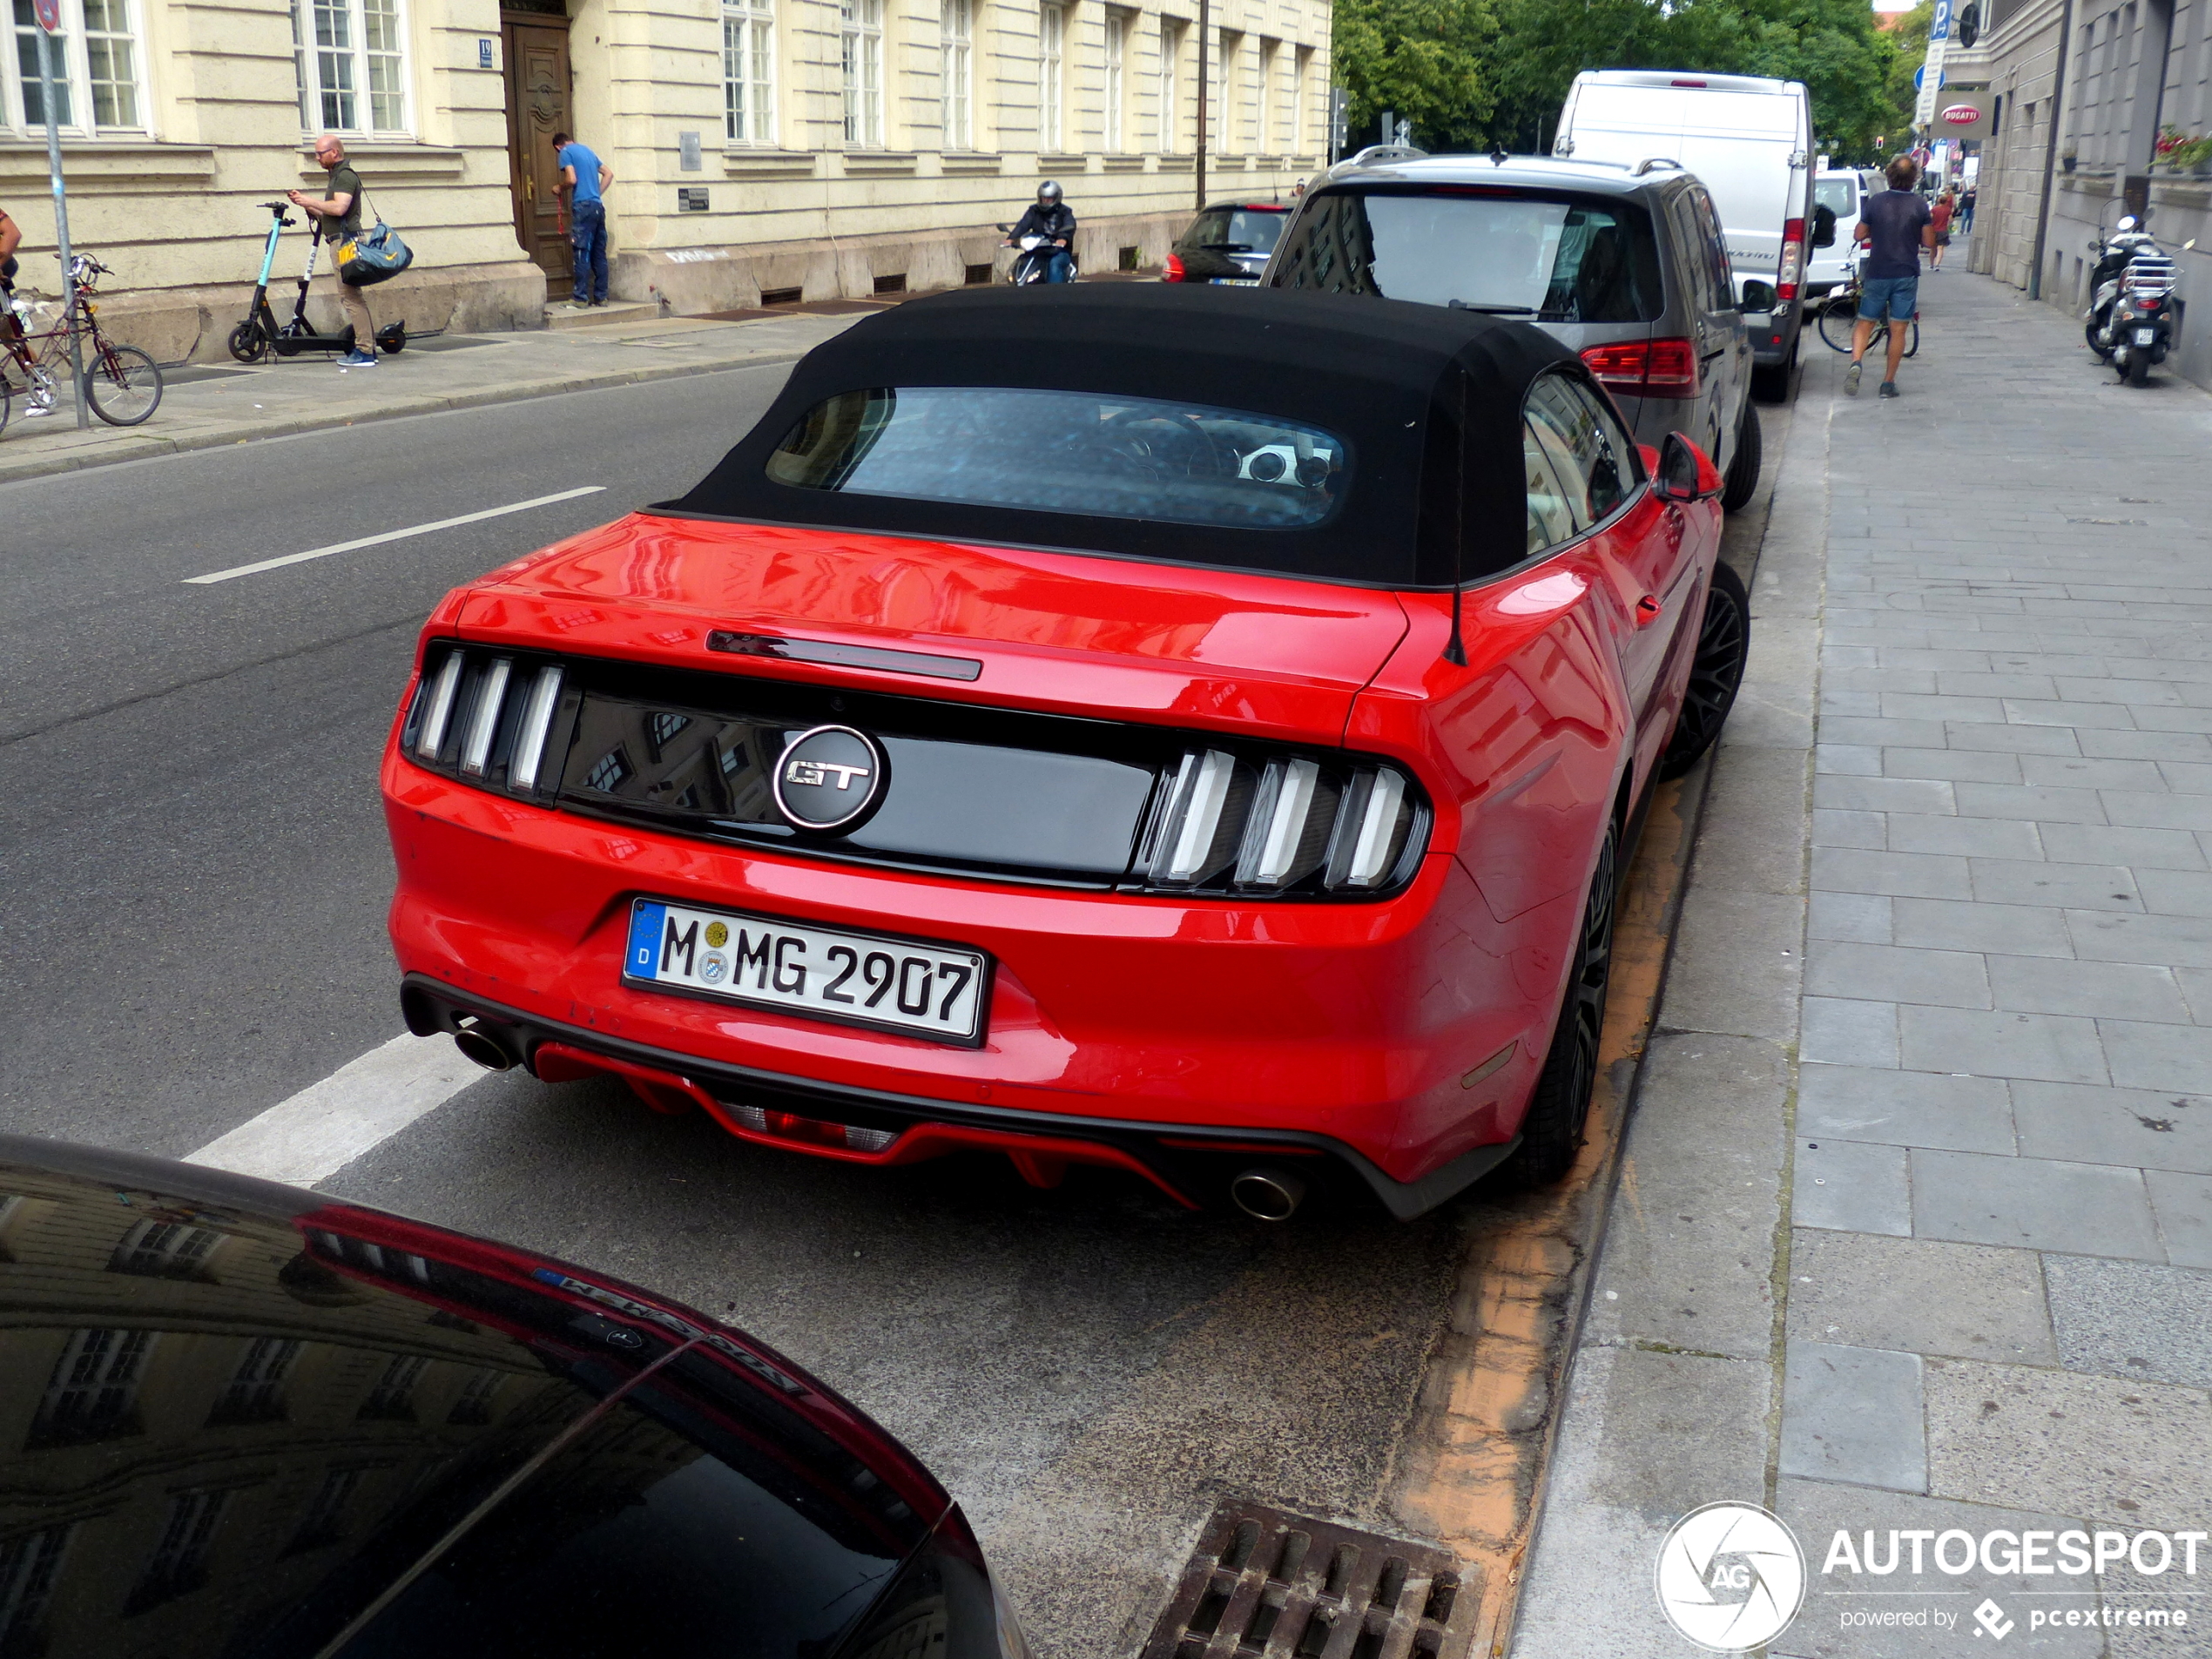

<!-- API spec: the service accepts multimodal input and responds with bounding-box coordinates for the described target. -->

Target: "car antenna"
[1489,143,1509,166]
[1444,364,1469,666]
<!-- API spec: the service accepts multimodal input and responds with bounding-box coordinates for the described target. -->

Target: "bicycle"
[0,252,165,436]
[1814,260,1919,360]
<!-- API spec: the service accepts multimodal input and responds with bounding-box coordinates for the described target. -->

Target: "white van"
[1809,168,1865,299]
[1554,71,1822,399]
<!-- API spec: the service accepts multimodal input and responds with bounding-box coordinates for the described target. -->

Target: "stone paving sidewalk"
[0,307,865,486]
[1515,266,2212,1656]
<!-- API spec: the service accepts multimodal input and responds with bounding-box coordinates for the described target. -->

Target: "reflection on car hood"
[458,514,1413,744]
[0,1137,953,1659]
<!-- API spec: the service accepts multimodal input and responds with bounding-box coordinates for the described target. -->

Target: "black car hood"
[0,1136,953,1659]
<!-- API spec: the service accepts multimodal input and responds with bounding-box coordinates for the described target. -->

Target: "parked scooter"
[995,224,1078,285]
[229,200,409,363]
[2105,247,2181,387]
[2082,211,2164,362]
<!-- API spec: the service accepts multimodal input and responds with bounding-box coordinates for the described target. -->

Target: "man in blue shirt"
[1846,155,1935,399]
[553,131,614,307]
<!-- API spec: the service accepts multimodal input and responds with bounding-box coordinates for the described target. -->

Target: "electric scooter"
[229,200,408,362]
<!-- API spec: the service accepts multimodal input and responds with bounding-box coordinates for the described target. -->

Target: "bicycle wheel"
[0,374,10,438]
[1903,319,1921,359]
[84,344,162,427]
[1817,297,1860,353]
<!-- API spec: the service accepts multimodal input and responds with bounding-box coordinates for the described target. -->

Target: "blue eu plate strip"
[627,901,668,979]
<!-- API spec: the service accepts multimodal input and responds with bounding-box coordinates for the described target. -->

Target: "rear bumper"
[385,753,1554,1210]
[401,975,1520,1218]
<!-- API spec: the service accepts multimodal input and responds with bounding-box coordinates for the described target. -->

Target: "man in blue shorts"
[1847,155,1935,399]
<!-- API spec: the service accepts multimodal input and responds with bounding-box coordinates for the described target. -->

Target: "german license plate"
[624,900,989,1045]
[2135,327,2157,346]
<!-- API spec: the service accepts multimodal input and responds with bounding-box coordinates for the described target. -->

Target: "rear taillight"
[403,644,567,799]
[1140,747,1426,896]
[731,1103,899,1153]
[1778,217,1806,303]
[1579,338,1698,398]
[1164,252,1186,282]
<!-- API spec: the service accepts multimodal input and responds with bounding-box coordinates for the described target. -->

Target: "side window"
[1526,374,1633,528]
[1523,421,1579,554]
[1689,186,1734,309]
[1665,192,1713,313]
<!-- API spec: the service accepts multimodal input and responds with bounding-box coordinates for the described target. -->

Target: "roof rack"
[1633,157,1684,175]
[1332,144,1429,173]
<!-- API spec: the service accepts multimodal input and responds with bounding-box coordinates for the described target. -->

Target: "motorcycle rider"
[1006,180,1076,283]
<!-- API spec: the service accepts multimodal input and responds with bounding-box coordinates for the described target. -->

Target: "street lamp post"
[32,0,91,431]
[1195,0,1208,211]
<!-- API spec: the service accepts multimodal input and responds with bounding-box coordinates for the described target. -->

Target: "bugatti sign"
[1934,98,1993,138]
[1941,104,1979,125]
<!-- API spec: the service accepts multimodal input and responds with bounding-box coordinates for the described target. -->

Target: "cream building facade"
[0,0,1329,358]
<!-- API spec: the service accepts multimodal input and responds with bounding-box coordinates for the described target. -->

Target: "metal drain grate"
[1140,1500,1475,1659]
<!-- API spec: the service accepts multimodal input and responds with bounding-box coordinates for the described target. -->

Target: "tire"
[1817,298,1858,354]
[226,320,267,364]
[2128,350,2151,388]
[1750,335,1797,403]
[1903,320,1921,360]
[0,374,10,438]
[1502,819,1618,1188]
[1720,403,1762,513]
[1657,561,1751,779]
[83,345,162,428]
[2086,319,2114,360]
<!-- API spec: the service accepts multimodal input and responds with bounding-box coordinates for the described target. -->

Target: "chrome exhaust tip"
[452,1027,515,1072]
[1230,1166,1307,1222]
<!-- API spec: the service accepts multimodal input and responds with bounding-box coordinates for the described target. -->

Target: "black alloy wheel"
[1657,561,1750,780]
[1503,819,1618,1187]
[1720,403,1762,512]
[227,320,268,363]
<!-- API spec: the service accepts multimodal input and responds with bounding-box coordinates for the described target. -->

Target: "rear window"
[766,387,1347,530]
[1272,188,1664,323]
[1186,206,1289,253]
[1813,178,1858,217]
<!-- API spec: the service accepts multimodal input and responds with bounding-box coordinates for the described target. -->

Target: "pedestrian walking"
[1929,187,1956,270]
[1959,185,1977,235]
[0,199,20,282]
[1844,154,1934,401]
[554,131,614,308]
[286,136,380,368]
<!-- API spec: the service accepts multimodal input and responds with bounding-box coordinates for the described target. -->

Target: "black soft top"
[654,283,1593,589]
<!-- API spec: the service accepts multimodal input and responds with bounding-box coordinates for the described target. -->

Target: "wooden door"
[502,17,572,281]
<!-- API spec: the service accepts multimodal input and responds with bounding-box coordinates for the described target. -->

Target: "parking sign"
[32,0,60,30]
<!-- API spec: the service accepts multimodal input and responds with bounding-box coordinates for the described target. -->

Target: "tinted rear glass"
[767,387,1348,530]
[1273,188,1664,323]
[1185,207,1288,252]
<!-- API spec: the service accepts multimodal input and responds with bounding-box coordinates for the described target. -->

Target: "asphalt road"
[0,366,1479,1654]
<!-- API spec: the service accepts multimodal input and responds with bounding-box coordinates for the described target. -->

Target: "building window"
[840,0,882,148]
[7,0,145,132]
[446,1367,502,1426]
[357,1352,429,1422]
[1037,2,1063,151]
[30,1327,153,1447]
[1289,45,1310,152]
[1215,30,1237,152]
[0,1526,70,1653]
[1157,17,1182,152]
[723,0,773,145]
[941,0,970,148]
[1104,11,1125,151]
[126,1489,228,1615]
[287,1467,363,1554]
[1253,38,1274,151]
[207,1337,301,1426]
[110,1219,226,1279]
[290,0,408,136]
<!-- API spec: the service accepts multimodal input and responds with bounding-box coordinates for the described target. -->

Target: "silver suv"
[1262,152,1762,511]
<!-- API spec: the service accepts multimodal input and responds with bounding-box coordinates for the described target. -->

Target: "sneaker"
[338,348,377,368]
[1878,380,1899,398]
[1844,361,1863,396]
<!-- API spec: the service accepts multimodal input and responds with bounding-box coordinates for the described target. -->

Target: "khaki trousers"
[338,280,374,354]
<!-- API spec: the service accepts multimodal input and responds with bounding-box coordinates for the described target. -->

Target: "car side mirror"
[1812,204,1838,248]
[1740,279,1777,314]
[1655,431,1723,502]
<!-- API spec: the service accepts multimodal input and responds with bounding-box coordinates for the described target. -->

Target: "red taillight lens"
[2141,296,2161,310]
[1778,217,1806,303]
[732,1103,899,1153]
[1579,338,1698,397]
[1164,252,1186,282]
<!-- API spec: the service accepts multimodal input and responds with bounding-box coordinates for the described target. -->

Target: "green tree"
[1332,0,1499,152]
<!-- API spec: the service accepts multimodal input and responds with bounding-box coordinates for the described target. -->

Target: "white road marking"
[183,485,607,585]
[185,1033,487,1185]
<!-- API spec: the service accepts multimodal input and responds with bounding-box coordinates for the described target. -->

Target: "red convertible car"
[382,286,1744,1220]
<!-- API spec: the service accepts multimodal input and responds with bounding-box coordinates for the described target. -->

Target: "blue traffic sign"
[1912,64,1947,92]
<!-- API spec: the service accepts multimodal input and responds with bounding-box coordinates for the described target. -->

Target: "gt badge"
[772,725,888,833]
